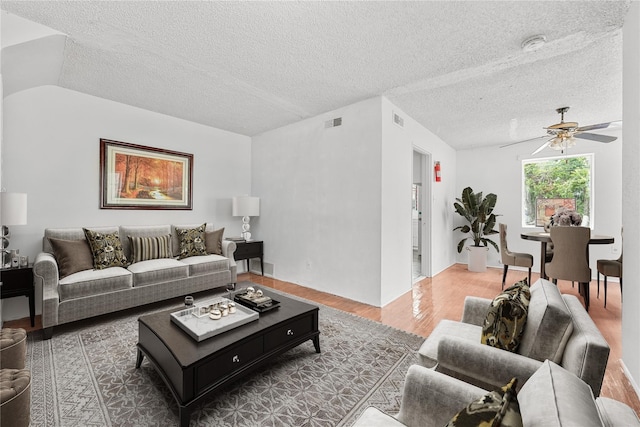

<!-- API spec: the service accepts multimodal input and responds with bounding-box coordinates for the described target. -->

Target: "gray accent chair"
[417,278,610,397]
[499,223,533,289]
[352,361,640,427]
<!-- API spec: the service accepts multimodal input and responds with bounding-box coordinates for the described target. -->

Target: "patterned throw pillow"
[128,235,172,263]
[176,223,207,259]
[205,228,225,255]
[481,278,530,352]
[83,228,129,269]
[445,378,522,427]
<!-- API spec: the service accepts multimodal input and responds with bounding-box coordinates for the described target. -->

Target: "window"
[522,154,594,227]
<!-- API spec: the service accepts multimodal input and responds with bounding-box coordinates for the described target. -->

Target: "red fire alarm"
[434,161,442,182]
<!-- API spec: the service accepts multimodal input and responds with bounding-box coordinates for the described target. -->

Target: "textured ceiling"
[0,1,629,150]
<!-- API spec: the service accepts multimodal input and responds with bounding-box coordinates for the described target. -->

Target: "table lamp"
[232,196,259,241]
[1,192,28,268]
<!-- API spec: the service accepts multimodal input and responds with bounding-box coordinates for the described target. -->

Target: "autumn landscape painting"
[100,139,193,209]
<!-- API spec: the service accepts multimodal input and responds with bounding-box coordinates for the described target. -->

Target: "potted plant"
[453,187,500,271]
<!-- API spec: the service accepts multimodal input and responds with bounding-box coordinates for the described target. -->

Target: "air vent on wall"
[325,117,342,128]
[393,112,404,128]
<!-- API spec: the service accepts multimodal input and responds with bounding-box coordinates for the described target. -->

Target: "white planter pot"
[466,246,489,272]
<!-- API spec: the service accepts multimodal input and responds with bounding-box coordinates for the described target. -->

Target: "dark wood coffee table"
[136,290,320,427]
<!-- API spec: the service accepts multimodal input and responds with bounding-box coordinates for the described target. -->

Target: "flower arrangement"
[550,207,582,226]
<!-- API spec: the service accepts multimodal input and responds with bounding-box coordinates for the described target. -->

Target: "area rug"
[26,286,425,426]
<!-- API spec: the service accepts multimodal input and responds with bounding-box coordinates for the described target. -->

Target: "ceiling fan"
[501,107,621,155]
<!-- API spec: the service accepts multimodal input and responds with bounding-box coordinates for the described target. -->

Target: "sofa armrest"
[596,397,640,426]
[461,296,492,325]
[33,252,60,329]
[396,365,487,427]
[436,336,543,391]
[221,240,236,259]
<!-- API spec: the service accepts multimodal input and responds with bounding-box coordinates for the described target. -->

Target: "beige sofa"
[33,223,236,339]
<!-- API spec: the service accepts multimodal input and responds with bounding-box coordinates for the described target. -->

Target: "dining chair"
[597,228,623,308]
[499,223,533,289]
[545,226,592,310]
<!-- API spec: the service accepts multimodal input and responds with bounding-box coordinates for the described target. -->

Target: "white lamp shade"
[232,196,260,217]
[1,192,28,225]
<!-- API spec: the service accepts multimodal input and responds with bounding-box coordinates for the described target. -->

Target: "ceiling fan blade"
[531,139,551,155]
[574,133,617,143]
[500,135,546,148]
[576,120,622,132]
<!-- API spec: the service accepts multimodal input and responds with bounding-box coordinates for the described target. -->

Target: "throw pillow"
[176,223,208,259]
[48,238,95,279]
[445,378,522,427]
[128,235,172,263]
[83,228,129,269]
[481,278,530,352]
[205,228,225,255]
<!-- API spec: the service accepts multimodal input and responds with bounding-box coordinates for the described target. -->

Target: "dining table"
[521,230,614,310]
[521,231,614,279]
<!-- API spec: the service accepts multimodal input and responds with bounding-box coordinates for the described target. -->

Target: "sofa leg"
[43,327,54,340]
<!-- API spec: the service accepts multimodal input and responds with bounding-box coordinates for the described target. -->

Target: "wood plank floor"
[6,263,639,416]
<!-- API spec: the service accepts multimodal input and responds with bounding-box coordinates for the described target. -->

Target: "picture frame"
[100,139,193,210]
[535,198,576,227]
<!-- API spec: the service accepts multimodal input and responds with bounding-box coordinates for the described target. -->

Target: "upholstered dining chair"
[597,228,623,308]
[545,226,592,310]
[499,223,533,289]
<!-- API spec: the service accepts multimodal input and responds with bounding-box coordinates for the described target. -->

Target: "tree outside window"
[522,154,593,227]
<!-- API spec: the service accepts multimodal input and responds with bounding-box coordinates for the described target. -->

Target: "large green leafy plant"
[454,187,500,253]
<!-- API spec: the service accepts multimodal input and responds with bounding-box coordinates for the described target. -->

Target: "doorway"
[412,149,431,282]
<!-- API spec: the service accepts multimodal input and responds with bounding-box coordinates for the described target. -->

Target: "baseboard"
[621,359,640,399]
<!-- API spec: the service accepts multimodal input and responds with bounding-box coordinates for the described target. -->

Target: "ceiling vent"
[325,117,342,128]
[393,112,404,128]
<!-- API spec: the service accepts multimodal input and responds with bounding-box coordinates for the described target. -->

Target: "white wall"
[1,85,251,320]
[622,0,640,393]
[252,97,384,306]
[252,96,457,307]
[456,130,623,275]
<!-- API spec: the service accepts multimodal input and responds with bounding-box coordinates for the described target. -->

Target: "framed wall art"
[100,139,193,210]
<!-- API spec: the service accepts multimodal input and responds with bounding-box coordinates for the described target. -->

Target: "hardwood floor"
[6,263,638,416]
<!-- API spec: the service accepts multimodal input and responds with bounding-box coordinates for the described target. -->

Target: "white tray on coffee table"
[170,297,259,342]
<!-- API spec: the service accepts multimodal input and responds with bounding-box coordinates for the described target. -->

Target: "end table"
[234,240,264,275]
[0,265,35,326]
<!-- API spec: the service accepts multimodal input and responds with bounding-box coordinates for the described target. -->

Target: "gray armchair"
[417,278,610,396]
[352,361,640,427]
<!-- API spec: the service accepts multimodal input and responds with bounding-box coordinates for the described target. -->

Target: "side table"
[233,240,264,275]
[0,265,35,326]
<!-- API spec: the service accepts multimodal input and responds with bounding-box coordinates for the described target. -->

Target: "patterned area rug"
[26,287,424,426]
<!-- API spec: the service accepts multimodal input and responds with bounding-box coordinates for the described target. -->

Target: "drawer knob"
[232,355,240,363]
[287,329,294,336]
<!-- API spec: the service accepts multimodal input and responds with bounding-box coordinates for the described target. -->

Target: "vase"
[466,246,488,272]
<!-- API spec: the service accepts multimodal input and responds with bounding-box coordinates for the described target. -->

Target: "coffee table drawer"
[195,336,263,393]
[264,315,314,352]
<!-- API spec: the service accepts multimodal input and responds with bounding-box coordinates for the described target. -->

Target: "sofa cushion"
[127,258,189,287]
[445,377,522,427]
[519,360,602,427]
[119,225,172,261]
[178,254,230,276]
[205,228,225,255]
[481,279,530,352]
[128,235,172,263]
[83,228,129,269]
[58,267,132,301]
[596,397,640,427]
[517,279,573,363]
[48,238,95,279]
[175,223,208,259]
[418,320,483,368]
